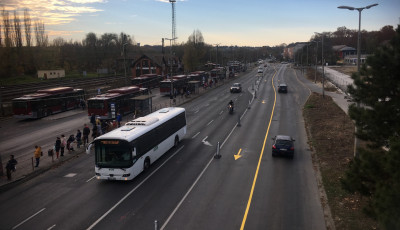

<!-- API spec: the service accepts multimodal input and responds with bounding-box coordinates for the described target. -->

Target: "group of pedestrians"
[53,132,78,159]
[4,114,119,181]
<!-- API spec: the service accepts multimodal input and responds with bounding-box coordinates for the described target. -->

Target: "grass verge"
[303,92,379,230]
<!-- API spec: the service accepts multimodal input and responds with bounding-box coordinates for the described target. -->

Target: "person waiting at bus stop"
[6,155,18,181]
[34,145,42,167]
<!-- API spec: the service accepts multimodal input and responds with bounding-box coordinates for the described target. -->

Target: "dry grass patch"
[303,92,379,230]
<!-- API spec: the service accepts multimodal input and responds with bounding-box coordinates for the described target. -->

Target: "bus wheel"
[174,136,179,147]
[47,110,52,116]
[143,158,150,170]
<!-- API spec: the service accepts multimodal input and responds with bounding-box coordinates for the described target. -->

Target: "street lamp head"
[366,3,378,9]
[338,5,355,10]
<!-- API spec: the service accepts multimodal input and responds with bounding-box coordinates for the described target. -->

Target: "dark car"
[278,84,288,93]
[272,135,295,158]
[230,83,242,93]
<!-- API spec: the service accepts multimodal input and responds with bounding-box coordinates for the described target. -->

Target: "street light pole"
[164,37,177,99]
[122,43,128,85]
[338,3,378,72]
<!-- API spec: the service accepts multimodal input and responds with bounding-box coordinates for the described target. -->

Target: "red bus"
[131,74,162,89]
[87,86,148,120]
[12,87,85,119]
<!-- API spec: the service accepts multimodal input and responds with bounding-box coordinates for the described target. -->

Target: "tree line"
[292,25,396,65]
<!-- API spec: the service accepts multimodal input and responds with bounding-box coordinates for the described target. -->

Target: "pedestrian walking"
[83,124,90,146]
[60,135,66,156]
[6,155,18,181]
[34,145,42,167]
[92,125,98,140]
[116,113,122,127]
[76,130,82,148]
[55,137,61,159]
[90,113,96,128]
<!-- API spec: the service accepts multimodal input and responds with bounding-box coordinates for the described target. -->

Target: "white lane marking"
[64,173,77,178]
[192,132,200,139]
[86,176,96,183]
[161,86,256,229]
[202,136,212,146]
[47,224,56,230]
[219,110,224,115]
[206,120,214,126]
[86,146,185,230]
[194,110,199,114]
[12,208,46,229]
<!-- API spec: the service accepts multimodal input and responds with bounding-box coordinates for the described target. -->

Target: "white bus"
[87,107,187,181]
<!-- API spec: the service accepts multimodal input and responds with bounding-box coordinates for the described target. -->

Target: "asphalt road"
[0,64,326,230]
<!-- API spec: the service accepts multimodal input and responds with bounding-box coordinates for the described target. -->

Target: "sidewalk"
[0,71,250,192]
[296,67,352,114]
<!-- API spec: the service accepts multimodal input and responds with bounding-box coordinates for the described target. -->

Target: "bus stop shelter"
[187,81,200,94]
[130,95,153,117]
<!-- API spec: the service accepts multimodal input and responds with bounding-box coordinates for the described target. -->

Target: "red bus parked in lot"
[12,87,85,119]
[131,74,162,89]
[87,86,148,120]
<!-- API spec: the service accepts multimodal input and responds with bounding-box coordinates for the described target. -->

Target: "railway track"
[0,75,129,102]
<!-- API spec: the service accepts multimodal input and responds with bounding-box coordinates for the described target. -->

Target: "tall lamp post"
[338,3,378,158]
[338,3,378,72]
[315,32,325,98]
[164,37,177,99]
[122,43,128,85]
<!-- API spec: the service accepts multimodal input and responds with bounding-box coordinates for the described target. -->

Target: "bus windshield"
[88,100,105,109]
[95,140,133,168]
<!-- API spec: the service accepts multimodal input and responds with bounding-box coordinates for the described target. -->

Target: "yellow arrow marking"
[234,148,242,160]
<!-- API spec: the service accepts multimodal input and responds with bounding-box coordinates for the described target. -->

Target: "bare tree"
[24,9,32,47]
[0,23,2,47]
[2,9,13,47]
[34,20,48,47]
[13,11,23,47]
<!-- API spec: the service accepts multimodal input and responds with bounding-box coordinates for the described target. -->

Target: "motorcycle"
[228,104,234,114]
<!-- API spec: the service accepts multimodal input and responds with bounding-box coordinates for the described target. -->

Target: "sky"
[2,0,400,47]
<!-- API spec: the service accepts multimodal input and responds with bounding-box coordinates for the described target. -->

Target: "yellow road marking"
[234,148,243,160]
[240,67,277,230]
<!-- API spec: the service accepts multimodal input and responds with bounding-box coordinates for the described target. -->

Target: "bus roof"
[107,86,140,94]
[12,93,50,101]
[88,93,121,100]
[96,107,185,142]
[172,75,188,80]
[139,74,159,78]
[37,87,74,94]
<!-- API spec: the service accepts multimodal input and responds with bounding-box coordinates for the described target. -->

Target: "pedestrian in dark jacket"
[6,155,18,181]
[90,113,96,128]
[67,135,75,152]
[55,137,61,159]
[92,125,98,140]
[83,124,90,146]
[76,130,82,148]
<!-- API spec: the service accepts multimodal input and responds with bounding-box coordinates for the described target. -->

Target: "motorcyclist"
[228,100,234,112]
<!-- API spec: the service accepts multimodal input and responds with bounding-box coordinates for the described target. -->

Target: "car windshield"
[233,83,240,87]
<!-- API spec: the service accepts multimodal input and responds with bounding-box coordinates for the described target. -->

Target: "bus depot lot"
[0,64,326,230]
